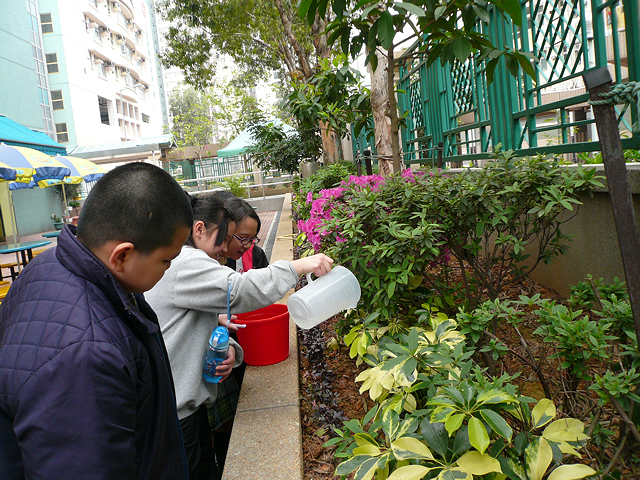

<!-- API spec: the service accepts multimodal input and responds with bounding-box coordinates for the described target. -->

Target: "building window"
[55,123,69,143]
[45,53,59,73]
[40,13,53,33]
[142,114,150,124]
[51,90,64,110]
[98,96,110,125]
[97,62,106,79]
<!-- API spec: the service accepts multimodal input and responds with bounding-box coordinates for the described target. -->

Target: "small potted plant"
[51,214,64,230]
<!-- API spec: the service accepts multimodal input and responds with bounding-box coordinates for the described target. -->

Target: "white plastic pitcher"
[288,265,361,329]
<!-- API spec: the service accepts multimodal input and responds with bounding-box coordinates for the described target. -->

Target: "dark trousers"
[179,405,221,480]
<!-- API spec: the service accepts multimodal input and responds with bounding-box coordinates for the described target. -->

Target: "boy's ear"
[108,242,136,272]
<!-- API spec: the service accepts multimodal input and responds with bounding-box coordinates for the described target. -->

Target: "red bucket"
[235,304,290,366]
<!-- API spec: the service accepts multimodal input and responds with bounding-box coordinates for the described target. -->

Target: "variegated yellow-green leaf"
[431,405,456,423]
[524,437,553,480]
[445,413,465,436]
[386,465,433,480]
[436,466,472,480]
[391,437,434,460]
[476,389,517,405]
[531,399,556,429]
[456,451,503,475]
[547,464,597,480]
[355,456,383,480]
[468,416,490,454]
[354,444,382,456]
[350,335,361,358]
[355,433,380,447]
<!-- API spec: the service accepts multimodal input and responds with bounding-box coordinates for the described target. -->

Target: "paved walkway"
[223,193,303,479]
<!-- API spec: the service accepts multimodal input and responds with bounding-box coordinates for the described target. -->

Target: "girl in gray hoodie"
[145,194,332,480]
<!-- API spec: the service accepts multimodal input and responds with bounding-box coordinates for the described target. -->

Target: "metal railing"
[396,0,639,166]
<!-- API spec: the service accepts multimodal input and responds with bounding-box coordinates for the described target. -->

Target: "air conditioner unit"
[112,2,121,12]
[124,67,130,74]
[89,21,98,28]
[116,35,125,44]
[99,26,111,35]
[94,57,104,65]
[126,19,135,30]
[104,61,114,68]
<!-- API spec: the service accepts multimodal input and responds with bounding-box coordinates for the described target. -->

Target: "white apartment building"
[38,0,164,146]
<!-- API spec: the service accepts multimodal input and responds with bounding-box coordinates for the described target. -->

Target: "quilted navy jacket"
[0,226,188,480]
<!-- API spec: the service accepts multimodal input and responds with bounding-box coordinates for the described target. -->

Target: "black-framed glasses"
[233,234,260,246]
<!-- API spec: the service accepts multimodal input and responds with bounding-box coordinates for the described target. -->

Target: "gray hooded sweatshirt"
[145,245,298,419]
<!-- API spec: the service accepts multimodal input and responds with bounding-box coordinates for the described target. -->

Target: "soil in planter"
[297,273,638,479]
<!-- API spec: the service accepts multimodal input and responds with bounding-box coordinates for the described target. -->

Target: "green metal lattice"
[397,0,640,166]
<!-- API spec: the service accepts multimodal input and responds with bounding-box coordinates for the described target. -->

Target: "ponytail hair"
[213,191,262,234]
[185,193,234,248]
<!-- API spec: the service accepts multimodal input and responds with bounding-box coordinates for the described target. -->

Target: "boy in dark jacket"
[0,163,193,480]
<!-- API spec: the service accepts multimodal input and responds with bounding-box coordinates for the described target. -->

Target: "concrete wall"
[12,186,65,237]
[507,164,640,297]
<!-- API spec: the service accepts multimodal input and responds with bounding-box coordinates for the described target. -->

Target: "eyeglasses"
[233,234,260,246]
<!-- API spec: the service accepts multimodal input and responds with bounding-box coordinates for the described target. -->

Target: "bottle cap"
[210,326,229,348]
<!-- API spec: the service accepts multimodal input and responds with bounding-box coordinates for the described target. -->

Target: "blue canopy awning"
[0,115,67,156]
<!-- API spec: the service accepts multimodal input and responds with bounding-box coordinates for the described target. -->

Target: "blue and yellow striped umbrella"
[0,144,70,183]
[11,155,107,190]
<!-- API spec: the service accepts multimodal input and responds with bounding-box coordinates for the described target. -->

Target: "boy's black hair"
[76,162,193,254]
[213,191,261,234]
[186,193,234,247]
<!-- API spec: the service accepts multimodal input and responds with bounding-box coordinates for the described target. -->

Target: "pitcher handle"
[306,273,314,284]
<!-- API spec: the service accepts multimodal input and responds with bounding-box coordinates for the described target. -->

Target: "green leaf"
[498,0,523,26]
[354,444,382,456]
[386,465,433,480]
[355,456,383,480]
[298,0,314,21]
[524,437,553,480]
[445,413,466,436]
[476,389,515,405]
[479,409,513,441]
[547,464,597,480]
[397,2,426,17]
[377,11,395,50]
[420,419,448,457]
[434,5,447,19]
[472,4,491,23]
[336,455,376,475]
[332,0,347,18]
[452,38,472,63]
[391,437,434,460]
[468,417,490,454]
[388,280,396,298]
[531,398,556,429]
[456,451,503,475]
[436,467,472,480]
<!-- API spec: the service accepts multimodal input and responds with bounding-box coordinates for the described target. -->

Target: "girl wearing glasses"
[214,191,269,272]
[146,192,333,480]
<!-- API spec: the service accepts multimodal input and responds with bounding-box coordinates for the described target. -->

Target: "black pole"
[583,67,640,345]
[437,142,444,169]
[363,150,373,176]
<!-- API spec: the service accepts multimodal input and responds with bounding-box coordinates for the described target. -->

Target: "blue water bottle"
[203,326,230,383]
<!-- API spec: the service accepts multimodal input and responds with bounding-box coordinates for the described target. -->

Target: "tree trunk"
[386,48,402,173]
[319,121,343,164]
[368,48,394,177]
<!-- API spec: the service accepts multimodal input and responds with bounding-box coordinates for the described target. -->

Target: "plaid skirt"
[207,375,240,431]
